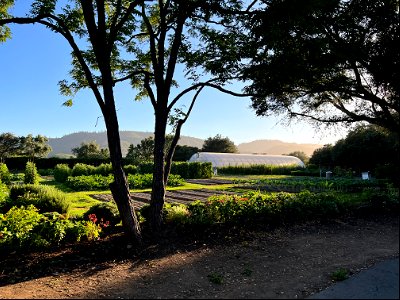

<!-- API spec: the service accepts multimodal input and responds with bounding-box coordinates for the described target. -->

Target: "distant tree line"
[308,125,398,181]
[0,133,51,161]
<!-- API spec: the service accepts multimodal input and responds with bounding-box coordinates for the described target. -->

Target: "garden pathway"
[90,188,237,209]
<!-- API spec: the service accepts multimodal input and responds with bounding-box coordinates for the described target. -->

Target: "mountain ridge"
[47,131,322,157]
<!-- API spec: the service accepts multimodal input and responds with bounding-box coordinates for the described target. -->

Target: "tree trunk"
[104,110,142,244]
[150,113,168,231]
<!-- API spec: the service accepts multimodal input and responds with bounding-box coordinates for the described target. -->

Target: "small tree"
[126,136,175,165]
[24,161,39,185]
[0,132,21,162]
[72,141,109,159]
[202,134,238,153]
[19,134,52,160]
[125,137,156,165]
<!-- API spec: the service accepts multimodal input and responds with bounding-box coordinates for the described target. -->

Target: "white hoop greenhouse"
[188,152,305,168]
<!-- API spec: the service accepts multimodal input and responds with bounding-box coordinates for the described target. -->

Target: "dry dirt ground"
[0,213,398,299]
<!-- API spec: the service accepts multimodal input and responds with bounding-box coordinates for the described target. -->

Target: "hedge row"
[53,162,212,183]
[4,157,213,179]
[217,164,303,175]
[4,157,111,170]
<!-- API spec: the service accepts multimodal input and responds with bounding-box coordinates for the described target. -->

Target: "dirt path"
[0,215,398,299]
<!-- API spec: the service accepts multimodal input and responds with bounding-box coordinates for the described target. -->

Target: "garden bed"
[90,189,238,208]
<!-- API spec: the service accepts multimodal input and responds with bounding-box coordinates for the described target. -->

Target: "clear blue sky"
[0,2,348,146]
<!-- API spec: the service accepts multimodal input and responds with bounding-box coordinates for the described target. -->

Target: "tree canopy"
[286,151,309,165]
[0,132,51,161]
[202,134,238,153]
[309,124,399,180]
[242,0,400,135]
[72,141,110,159]
[0,133,20,161]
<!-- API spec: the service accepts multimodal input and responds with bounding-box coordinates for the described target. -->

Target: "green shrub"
[0,180,8,203]
[0,206,102,252]
[82,202,121,226]
[71,163,96,176]
[138,162,153,174]
[164,203,190,225]
[165,174,185,187]
[127,173,184,189]
[123,164,138,175]
[127,173,153,189]
[24,161,39,185]
[10,173,24,182]
[7,184,71,214]
[34,212,73,245]
[54,164,72,182]
[37,169,54,176]
[65,174,113,191]
[218,164,301,176]
[95,163,113,176]
[65,173,183,191]
[0,205,43,248]
[187,200,213,226]
[137,162,212,179]
[0,163,11,184]
[170,162,190,179]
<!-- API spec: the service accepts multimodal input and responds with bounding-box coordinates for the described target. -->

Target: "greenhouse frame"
[188,152,305,168]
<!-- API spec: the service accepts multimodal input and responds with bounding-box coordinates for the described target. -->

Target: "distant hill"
[48,132,323,158]
[237,140,322,157]
[48,131,204,157]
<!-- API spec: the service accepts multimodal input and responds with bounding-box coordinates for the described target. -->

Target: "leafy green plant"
[0,205,43,248]
[164,203,190,225]
[0,180,8,202]
[330,268,349,281]
[95,163,113,176]
[54,164,72,183]
[24,161,39,185]
[71,163,96,177]
[83,202,120,226]
[187,200,213,226]
[127,173,184,189]
[34,212,73,245]
[7,184,71,214]
[0,163,11,184]
[123,164,138,175]
[66,174,113,191]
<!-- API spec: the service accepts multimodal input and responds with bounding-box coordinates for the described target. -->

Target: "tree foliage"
[125,136,157,165]
[0,132,20,161]
[309,124,399,178]
[286,151,309,165]
[242,0,400,135]
[202,134,238,153]
[173,145,200,161]
[19,134,52,160]
[71,141,110,159]
[0,133,51,161]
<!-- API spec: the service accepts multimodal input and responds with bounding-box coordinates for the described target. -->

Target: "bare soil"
[0,212,398,299]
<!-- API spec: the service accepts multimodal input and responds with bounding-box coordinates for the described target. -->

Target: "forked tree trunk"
[105,112,142,244]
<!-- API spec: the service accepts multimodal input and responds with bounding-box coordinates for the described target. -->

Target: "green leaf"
[62,99,73,107]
